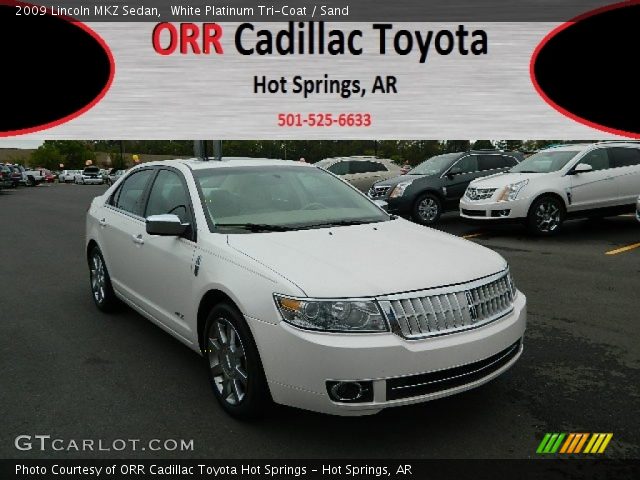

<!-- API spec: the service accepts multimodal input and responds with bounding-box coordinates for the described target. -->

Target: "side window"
[327,161,350,175]
[455,155,478,174]
[145,170,192,224]
[366,161,387,173]
[350,161,386,174]
[579,149,610,171]
[502,155,520,167]
[112,169,153,216]
[609,147,640,168]
[478,155,507,171]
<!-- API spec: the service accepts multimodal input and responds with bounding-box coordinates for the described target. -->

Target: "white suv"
[86,158,526,418]
[460,142,640,235]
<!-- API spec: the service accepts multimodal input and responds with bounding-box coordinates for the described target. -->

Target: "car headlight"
[389,181,413,198]
[497,180,529,202]
[274,295,388,332]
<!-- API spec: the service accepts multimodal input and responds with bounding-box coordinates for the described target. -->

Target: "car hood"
[469,171,545,188]
[373,173,438,188]
[227,219,507,297]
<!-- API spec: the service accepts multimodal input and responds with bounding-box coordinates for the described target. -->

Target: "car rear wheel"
[412,193,442,225]
[527,196,565,235]
[204,303,270,419]
[88,247,118,312]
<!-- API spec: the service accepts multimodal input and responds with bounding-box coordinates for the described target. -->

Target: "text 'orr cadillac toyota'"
[86,157,526,418]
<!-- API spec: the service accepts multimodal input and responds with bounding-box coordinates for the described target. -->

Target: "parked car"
[400,164,411,175]
[636,195,640,223]
[460,142,640,235]
[315,156,402,192]
[369,150,523,225]
[23,168,45,186]
[59,170,79,183]
[43,170,56,183]
[86,158,526,418]
[75,167,104,185]
[6,165,26,187]
[105,168,125,185]
[0,164,13,189]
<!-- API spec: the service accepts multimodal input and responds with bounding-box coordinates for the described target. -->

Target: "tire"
[203,303,270,419]
[88,246,118,312]
[412,193,442,225]
[28,176,36,187]
[527,195,565,236]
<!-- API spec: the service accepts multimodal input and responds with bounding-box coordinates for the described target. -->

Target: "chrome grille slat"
[379,270,515,340]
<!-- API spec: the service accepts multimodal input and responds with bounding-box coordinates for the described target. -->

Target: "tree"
[30,144,65,170]
[471,140,494,150]
[442,140,471,153]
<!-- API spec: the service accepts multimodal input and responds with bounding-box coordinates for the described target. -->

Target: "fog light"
[326,380,373,403]
[491,209,511,218]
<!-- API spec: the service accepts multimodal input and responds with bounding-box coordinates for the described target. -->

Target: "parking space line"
[462,232,484,239]
[605,242,640,255]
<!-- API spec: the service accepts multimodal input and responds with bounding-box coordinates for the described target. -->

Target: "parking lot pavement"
[1,184,639,459]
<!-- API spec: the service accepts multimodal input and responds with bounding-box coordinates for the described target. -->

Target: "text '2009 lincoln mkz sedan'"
[86,158,526,418]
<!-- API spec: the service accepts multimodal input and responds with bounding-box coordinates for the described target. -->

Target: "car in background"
[23,168,46,186]
[105,168,126,186]
[315,156,402,192]
[369,150,523,225]
[460,142,640,235]
[75,167,104,185]
[0,164,13,189]
[86,158,525,418]
[636,196,640,223]
[43,170,56,183]
[400,164,411,175]
[59,170,80,183]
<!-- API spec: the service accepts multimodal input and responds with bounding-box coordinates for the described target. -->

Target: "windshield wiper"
[514,170,541,173]
[214,223,294,232]
[298,220,377,229]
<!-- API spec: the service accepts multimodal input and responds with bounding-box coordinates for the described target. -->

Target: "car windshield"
[510,150,579,173]
[407,153,460,175]
[193,165,389,232]
[84,167,100,173]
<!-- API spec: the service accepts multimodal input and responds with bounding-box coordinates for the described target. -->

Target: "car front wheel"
[527,196,565,235]
[204,303,270,419]
[412,193,442,225]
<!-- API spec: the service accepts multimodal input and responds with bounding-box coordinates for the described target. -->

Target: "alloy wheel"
[418,197,439,222]
[535,200,561,233]
[208,318,248,406]
[90,253,106,304]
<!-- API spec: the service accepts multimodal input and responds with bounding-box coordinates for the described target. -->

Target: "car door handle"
[98,218,107,227]
[132,234,144,245]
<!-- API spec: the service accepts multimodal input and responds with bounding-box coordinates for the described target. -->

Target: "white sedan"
[86,158,526,418]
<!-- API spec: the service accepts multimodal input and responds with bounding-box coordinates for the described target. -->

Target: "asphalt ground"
[1,183,638,459]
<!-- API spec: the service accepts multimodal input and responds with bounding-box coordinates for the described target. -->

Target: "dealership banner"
[2,0,639,138]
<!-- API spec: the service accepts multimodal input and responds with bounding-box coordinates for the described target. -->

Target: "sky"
[0,140,44,149]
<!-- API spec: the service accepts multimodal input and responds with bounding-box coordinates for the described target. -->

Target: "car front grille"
[368,185,391,199]
[386,339,522,400]
[378,270,516,340]
[465,187,497,201]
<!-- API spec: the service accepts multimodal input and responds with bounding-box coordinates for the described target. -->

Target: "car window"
[112,169,153,216]
[478,155,508,171]
[350,161,386,174]
[145,170,192,224]
[326,161,351,175]
[579,149,610,171]
[454,155,478,173]
[608,147,640,168]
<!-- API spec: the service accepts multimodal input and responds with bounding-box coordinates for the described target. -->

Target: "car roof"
[317,156,396,164]
[541,141,640,152]
[135,157,312,171]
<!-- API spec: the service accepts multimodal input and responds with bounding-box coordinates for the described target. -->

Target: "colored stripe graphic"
[537,433,613,454]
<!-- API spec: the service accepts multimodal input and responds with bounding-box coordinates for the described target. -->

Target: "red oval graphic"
[531,1,640,138]
[0,0,114,136]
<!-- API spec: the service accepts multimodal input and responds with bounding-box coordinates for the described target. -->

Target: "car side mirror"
[373,199,389,212]
[146,214,188,236]
[571,163,593,174]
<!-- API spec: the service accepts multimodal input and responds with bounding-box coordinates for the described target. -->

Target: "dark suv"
[369,150,523,224]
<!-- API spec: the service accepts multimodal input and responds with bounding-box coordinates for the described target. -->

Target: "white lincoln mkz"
[86,158,526,417]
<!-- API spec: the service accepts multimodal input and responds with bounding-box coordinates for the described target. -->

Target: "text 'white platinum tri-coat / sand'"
[85,158,526,418]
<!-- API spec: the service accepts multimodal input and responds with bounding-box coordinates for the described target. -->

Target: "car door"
[443,154,479,202]
[608,146,640,204]
[568,148,618,210]
[99,168,155,304]
[132,168,197,339]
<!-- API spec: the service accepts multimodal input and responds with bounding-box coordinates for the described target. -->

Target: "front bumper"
[81,177,104,184]
[459,196,530,221]
[250,292,526,415]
